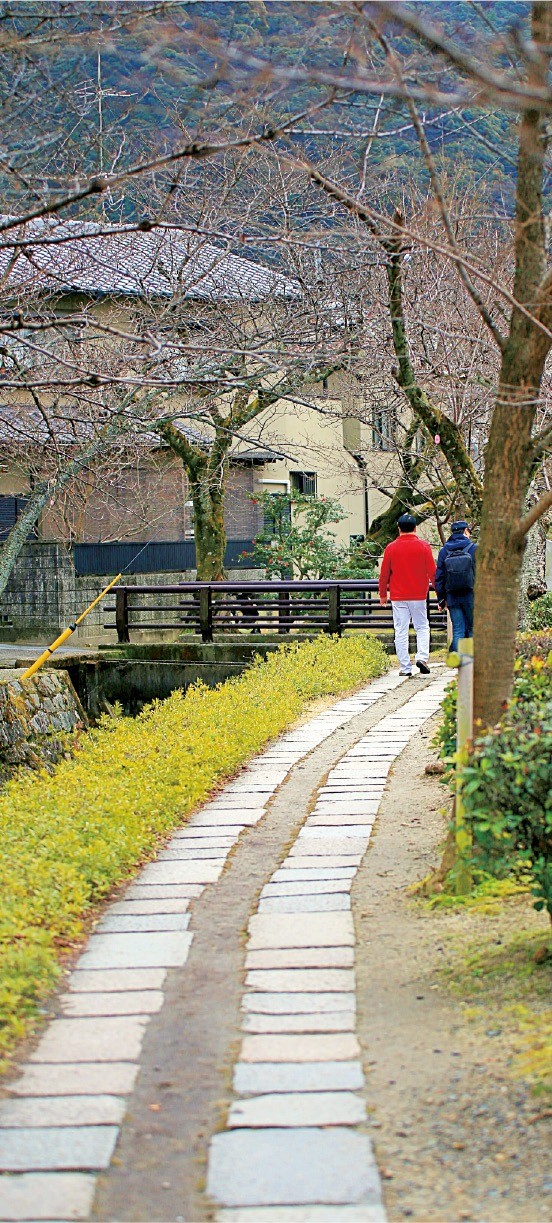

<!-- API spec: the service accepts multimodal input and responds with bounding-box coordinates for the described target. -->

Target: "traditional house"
[0,218,402,635]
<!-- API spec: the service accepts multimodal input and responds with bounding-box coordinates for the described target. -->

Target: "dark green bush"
[517,629,552,661]
[461,655,552,919]
[527,592,552,631]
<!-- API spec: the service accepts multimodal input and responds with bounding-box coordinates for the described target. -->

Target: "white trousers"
[391,600,430,671]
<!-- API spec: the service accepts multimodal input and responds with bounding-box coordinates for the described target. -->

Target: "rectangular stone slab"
[0,1125,119,1172]
[291,839,368,857]
[243,1012,355,1034]
[8,1062,139,1097]
[280,857,362,871]
[247,913,354,949]
[110,898,191,915]
[0,1095,126,1129]
[207,1128,379,1206]
[300,828,373,840]
[69,968,167,992]
[0,1171,96,1221]
[257,896,351,914]
[260,881,353,898]
[123,883,203,899]
[29,1015,149,1064]
[61,989,164,1017]
[138,860,222,883]
[228,1090,366,1128]
[307,817,376,828]
[311,803,378,815]
[240,1033,360,1062]
[271,868,355,883]
[158,847,230,861]
[76,930,193,970]
[96,913,191,933]
[188,811,260,827]
[179,826,244,839]
[242,993,356,1015]
[245,948,354,970]
[217,1207,385,1222]
[233,1060,364,1095]
[245,969,355,993]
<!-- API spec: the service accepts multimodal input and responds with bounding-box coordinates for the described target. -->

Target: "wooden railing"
[107,580,447,644]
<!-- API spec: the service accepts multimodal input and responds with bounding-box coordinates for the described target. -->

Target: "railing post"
[278,589,291,634]
[427,592,432,653]
[115,587,129,643]
[328,585,341,635]
[448,637,474,895]
[199,586,213,642]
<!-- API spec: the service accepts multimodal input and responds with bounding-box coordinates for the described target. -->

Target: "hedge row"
[0,634,387,1067]
[434,644,552,919]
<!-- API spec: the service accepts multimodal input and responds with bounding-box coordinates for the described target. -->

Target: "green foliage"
[517,630,552,661]
[432,679,457,765]
[461,655,552,919]
[245,491,375,579]
[0,634,387,1068]
[528,593,552,631]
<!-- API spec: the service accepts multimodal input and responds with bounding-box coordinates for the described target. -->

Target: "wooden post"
[278,589,291,634]
[328,585,341,635]
[454,636,474,895]
[199,586,213,642]
[115,587,129,643]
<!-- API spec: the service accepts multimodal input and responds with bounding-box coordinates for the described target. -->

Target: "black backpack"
[444,545,475,594]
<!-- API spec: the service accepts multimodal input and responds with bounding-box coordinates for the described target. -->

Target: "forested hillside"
[0,0,532,221]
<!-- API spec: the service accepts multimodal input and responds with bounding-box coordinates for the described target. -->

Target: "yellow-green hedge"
[0,634,387,1067]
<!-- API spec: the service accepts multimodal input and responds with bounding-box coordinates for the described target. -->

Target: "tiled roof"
[0,218,297,303]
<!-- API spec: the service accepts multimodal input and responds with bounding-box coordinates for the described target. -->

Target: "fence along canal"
[108,579,446,643]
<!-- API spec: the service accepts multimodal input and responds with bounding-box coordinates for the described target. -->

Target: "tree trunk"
[473,1,552,728]
[473,395,533,726]
[518,493,549,629]
[192,471,227,581]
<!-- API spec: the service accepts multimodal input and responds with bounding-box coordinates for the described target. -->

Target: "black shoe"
[416,660,430,674]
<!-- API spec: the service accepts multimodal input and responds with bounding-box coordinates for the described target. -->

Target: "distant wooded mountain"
[0,1,533,219]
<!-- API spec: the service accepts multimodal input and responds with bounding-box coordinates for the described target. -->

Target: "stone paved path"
[0,668,447,1223]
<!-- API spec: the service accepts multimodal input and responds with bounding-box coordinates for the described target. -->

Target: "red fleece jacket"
[378,534,436,601]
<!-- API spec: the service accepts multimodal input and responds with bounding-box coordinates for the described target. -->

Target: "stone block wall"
[0,669,87,782]
[0,543,262,644]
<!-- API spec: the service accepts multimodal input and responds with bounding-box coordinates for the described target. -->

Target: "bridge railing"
[107,580,446,644]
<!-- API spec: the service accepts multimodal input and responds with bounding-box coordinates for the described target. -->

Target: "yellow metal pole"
[21,573,123,681]
[446,637,474,895]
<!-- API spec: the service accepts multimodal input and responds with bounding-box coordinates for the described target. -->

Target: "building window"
[290,471,317,496]
[372,407,396,451]
[263,493,291,535]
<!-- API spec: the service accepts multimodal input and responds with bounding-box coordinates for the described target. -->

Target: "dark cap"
[397,513,417,532]
[450,520,470,533]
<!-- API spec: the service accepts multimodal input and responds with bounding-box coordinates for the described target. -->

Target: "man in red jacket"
[378,512,436,676]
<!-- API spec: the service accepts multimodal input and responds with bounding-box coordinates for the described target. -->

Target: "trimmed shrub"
[528,592,552,631]
[0,634,387,1066]
[517,629,552,661]
[461,654,552,919]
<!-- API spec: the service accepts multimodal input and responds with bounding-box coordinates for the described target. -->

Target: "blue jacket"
[435,535,477,608]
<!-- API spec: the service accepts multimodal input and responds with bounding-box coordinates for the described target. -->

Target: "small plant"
[528,592,552,631]
[245,490,375,579]
[432,679,457,764]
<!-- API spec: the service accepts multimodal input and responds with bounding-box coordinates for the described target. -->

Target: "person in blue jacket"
[435,520,477,651]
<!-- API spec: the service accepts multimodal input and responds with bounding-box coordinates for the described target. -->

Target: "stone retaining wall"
[0,543,261,644]
[0,668,87,782]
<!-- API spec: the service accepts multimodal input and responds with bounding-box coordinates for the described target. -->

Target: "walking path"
[0,667,447,1223]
